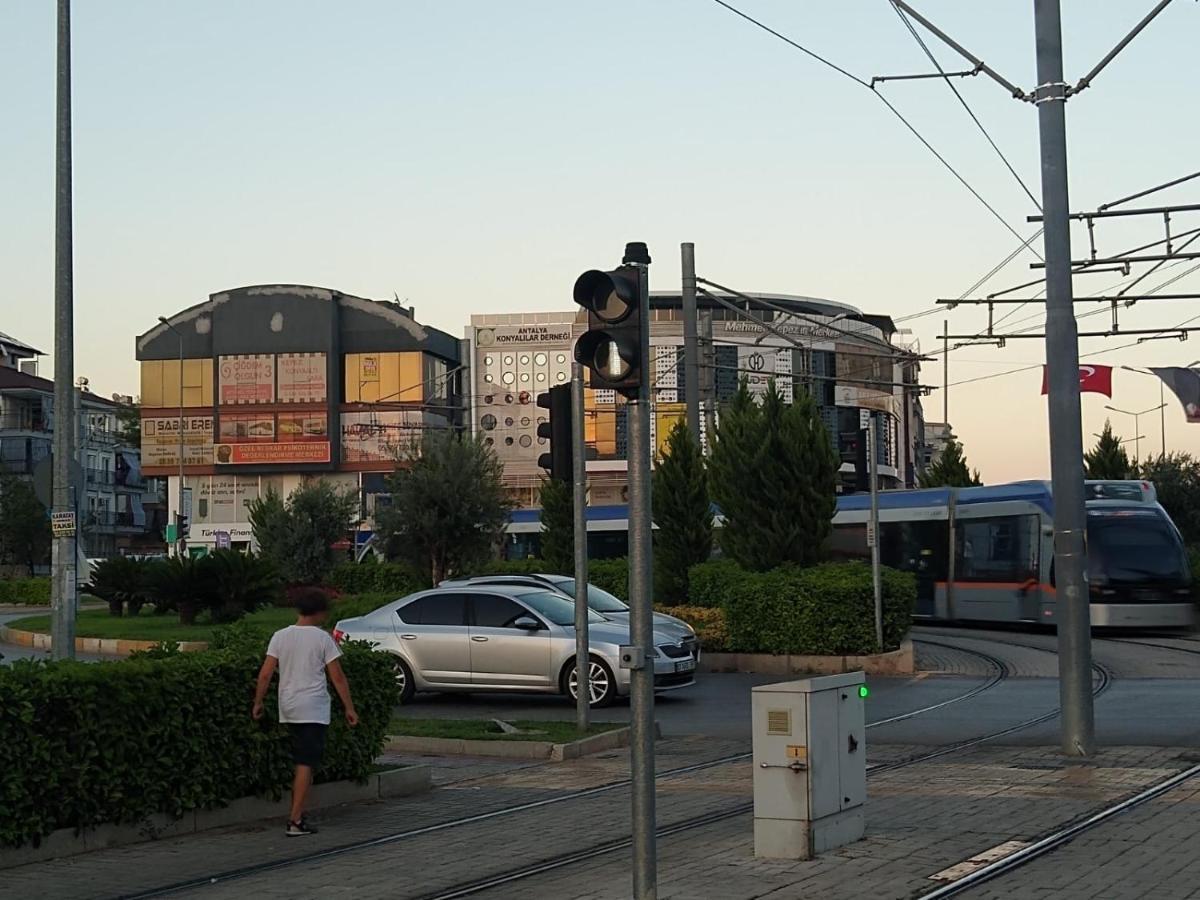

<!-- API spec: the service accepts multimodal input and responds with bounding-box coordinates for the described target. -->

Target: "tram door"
[880,519,949,618]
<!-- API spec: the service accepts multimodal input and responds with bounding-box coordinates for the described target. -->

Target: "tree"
[652,422,713,604]
[0,468,52,574]
[247,481,357,585]
[377,431,514,584]
[116,401,141,446]
[1139,453,1200,545]
[708,380,838,571]
[919,439,982,488]
[1085,420,1132,480]
[538,477,574,576]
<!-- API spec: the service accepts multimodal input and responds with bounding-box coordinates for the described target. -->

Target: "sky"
[2,1,1198,482]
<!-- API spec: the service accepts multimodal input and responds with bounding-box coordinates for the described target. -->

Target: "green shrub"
[326,561,429,597]
[0,577,51,605]
[686,559,749,608]
[657,605,728,652]
[460,558,547,578]
[723,562,914,655]
[589,558,629,604]
[207,550,282,623]
[0,641,396,848]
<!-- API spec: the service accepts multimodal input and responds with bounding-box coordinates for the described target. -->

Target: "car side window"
[397,594,467,627]
[472,593,533,628]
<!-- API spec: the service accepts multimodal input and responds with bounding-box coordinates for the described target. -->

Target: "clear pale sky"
[2,1,1197,481]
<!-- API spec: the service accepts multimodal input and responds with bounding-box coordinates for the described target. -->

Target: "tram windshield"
[1087,509,1190,586]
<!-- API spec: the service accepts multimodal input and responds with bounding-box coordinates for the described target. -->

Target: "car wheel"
[392,656,416,704]
[563,656,617,708]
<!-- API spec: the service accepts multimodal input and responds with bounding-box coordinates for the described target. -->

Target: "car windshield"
[549,578,629,613]
[1087,511,1189,585]
[518,591,607,626]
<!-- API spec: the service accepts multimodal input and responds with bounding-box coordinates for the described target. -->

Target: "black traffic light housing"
[176,511,190,539]
[573,244,649,398]
[536,384,572,482]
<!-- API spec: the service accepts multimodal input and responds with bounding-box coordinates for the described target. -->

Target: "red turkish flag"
[1041,364,1113,397]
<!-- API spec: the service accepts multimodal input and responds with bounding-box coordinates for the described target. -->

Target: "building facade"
[135,285,462,554]
[467,292,928,512]
[0,347,160,560]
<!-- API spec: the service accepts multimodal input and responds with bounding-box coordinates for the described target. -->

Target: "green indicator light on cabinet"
[858,685,870,699]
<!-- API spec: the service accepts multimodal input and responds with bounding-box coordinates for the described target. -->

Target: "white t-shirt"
[266,625,343,725]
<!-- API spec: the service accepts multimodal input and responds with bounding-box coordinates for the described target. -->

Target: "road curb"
[385,724,656,760]
[0,766,431,870]
[699,638,914,677]
[0,625,210,656]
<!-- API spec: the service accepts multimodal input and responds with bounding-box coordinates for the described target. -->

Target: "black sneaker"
[285,819,317,836]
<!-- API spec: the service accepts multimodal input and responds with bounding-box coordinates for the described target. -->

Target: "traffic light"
[536,384,572,482]
[572,243,650,398]
[175,511,190,539]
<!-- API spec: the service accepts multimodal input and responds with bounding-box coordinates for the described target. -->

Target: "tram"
[832,480,1195,629]
[502,480,1193,630]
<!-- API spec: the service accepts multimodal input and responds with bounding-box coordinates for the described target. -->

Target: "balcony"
[84,511,145,533]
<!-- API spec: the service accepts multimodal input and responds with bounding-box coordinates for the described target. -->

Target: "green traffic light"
[858,685,870,699]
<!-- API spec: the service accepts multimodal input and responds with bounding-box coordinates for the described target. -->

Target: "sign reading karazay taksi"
[476,325,574,347]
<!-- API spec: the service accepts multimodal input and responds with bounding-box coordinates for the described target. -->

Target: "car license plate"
[675,659,695,673]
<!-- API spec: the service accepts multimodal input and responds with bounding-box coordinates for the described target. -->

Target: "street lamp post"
[1104,403,1167,463]
[1119,366,1168,458]
[157,317,185,557]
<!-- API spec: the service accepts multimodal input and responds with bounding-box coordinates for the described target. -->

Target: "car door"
[468,593,554,689]
[394,593,471,685]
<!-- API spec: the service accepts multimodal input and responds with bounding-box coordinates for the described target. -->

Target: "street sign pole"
[867,414,883,650]
[571,362,590,733]
[624,243,657,900]
[1034,0,1095,757]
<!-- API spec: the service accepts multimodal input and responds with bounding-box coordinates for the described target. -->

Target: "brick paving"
[5,743,1196,900]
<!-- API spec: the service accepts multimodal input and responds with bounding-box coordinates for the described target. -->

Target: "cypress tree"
[1085,420,1132,479]
[919,438,982,488]
[538,476,574,575]
[652,421,713,604]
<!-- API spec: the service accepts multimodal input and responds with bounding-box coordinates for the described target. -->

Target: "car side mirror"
[513,616,542,631]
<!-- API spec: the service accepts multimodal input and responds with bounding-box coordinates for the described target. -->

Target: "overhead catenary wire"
[886,0,1042,210]
[708,0,1039,253]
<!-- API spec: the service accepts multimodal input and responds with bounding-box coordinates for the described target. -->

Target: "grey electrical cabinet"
[752,672,867,859]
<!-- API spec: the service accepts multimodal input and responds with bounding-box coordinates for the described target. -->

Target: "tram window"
[880,520,949,580]
[829,524,870,561]
[956,515,1039,583]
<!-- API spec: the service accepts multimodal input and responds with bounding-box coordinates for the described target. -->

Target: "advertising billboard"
[341,410,425,463]
[219,354,275,405]
[142,416,214,468]
[214,442,331,465]
[278,352,327,404]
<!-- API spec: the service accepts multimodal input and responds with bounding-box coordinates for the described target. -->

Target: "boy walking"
[252,588,358,836]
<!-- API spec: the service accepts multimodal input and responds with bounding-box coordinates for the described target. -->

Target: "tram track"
[119,643,1012,900]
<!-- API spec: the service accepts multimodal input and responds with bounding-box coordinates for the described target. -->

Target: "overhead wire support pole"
[891,0,1030,99]
[1099,170,1200,212]
[870,65,981,87]
[51,0,76,662]
[1033,0,1094,758]
[680,243,701,439]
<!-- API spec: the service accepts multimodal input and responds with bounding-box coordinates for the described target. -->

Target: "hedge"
[0,640,396,848]
[326,561,429,597]
[723,562,915,655]
[657,605,728,653]
[0,577,51,606]
[685,559,746,608]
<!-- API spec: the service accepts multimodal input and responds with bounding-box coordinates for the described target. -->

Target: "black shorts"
[288,723,328,768]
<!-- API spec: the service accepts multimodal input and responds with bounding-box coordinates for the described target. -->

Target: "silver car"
[440,574,701,659]
[333,585,697,707]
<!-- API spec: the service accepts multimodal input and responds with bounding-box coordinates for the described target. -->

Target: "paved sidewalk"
[6,741,1198,900]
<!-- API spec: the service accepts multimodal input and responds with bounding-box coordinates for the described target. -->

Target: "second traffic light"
[573,256,647,398]
[536,384,572,482]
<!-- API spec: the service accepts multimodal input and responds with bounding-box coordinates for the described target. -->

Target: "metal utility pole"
[570,362,590,734]
[1034,0,1094,757]
[50,0,76,661]
[624,244,657,899]
[699,308,717,452]
[942,320,949,427]
[680,243,701,439]
[867,416,883,650]
[1104,403,1166,463]
[159,317,186,557]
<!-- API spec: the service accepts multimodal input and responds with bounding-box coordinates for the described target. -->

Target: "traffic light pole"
[50,0,76,661]
[1034,0,1095,757]
[571,362,590,734]
[626,249,657,900]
